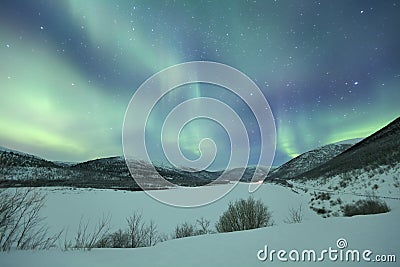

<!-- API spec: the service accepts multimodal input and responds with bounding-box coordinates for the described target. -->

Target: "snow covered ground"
[34,183,321,238]
[293,164,400,198]
[1,182,399,266]
[290,164,400,217]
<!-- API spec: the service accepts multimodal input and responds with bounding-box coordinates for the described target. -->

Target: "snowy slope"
[268,143,353,180]
[298,117,400,180]
[0,146,64,181]
[288,163,400,218]
[0,183,398,266]
[1,210,399,267]
[0,146,57,168]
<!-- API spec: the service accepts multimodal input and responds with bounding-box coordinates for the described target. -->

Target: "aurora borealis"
[1,0,399,168]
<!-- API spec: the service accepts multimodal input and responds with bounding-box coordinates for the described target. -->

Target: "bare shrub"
[173,217,213,239]
[196,217,213,235]
[216,197,273,233]
[126,211,159,248]
[145,220,159,247]
[174,222,196,239]
[343,196,390,217]
[284,204,303,224]
[315,192,331,201]
[108,229,130,248]
[93,211,162,249]
[126,211,146,248]
[0,188,62,251]
[65,214,111,250]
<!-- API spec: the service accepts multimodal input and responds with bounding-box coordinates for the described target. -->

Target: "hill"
[296,117,400,180]
[268,143,355,180]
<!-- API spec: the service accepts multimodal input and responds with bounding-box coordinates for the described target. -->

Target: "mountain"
[222,165,273,182]
[0,146,67,182]
[267,142,356,180]
[279,118,400,218]
[0,148,219,189]
[72,156,218,186]
[0,146,58,169]
[71,156,132,180]
[296,117,400,180]
[2,116,399,191]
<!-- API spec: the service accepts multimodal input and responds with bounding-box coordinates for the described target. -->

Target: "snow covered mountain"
[0,147,270,188]
[73,156,218,187]
[268,117,400,185]
[2,117,399,192]
[223,165,274,182]
[0,148,218,189]
[297,117,400,180]
[282,117,400,218]
[0,146,58,169]
[267,143,355,180]
[0,146,68,182]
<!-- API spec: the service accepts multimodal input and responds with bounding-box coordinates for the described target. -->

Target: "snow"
[295,165,400,198]
[269,143,354,180]
[0,183,399,266]
[288,163,400,217]
[36,183,320,237]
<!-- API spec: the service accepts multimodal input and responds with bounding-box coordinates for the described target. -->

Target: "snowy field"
[39,183,321,236]
[1,182,399,266]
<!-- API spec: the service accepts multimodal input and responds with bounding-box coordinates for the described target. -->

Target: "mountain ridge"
[1,117,399,190]
[267,143,355,180]
[295,117,400,180]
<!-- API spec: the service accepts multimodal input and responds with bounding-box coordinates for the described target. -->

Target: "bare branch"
[284,204,303,224]
[0,188,62,251]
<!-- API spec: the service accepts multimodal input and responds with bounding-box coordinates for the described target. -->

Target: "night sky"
[1,0,399,169]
